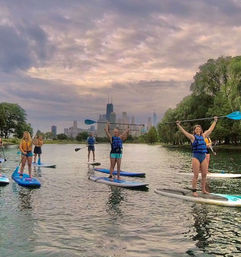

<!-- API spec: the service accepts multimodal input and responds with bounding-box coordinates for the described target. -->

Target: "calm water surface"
[0,144,240,257]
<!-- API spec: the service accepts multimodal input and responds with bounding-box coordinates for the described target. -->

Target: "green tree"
[146,126,158,144]
[76,131,89,141]
[0,102,33,138]
[57,133,68,140]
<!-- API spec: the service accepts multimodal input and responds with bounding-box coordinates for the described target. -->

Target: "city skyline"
[1,1,241,132]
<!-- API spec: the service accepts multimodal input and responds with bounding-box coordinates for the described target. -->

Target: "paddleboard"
[0,158,5,163]
[180,172,241,179]
[87,162,101,166]
[94,168,146,177]
[89,175,148,189]
[32,162,56,168]
[12,167,41,188]
[155,188,241,207]
[0,174,9,185]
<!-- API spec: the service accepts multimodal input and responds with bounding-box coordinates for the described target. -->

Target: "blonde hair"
[22,131,32,142]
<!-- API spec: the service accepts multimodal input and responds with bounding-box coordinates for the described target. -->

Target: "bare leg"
[27,156,32,178]
[206,154,210,172]
[200,159,209,194]
[109,158,116,178]
[34,153,37,163]
[20,156,27,175]
[38,154,41,164]
[116,158,121,180]
[192,158,200,197]
[88,151,90,162]
[93,151,95,162]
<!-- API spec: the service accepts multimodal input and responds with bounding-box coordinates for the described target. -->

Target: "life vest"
[111,136,123,154]
[192,135,207,154]
[204,137,211,146]
[20,139,32,152]
[87,137,95,146]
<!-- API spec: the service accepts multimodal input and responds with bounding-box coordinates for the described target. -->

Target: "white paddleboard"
[32,162,56,168]
[0,174,9,185]
[179,172,241,179]
[155,188,241,207]
[0,158,5,163]
[89,175,148,188]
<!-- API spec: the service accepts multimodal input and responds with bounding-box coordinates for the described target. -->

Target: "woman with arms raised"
[176,117,218,196]
[104,123,129,180]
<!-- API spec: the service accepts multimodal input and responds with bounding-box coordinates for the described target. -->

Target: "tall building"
[106,103,113,121]
[64,121,86,138]
[110,112,116,130]
[51,125,57,138]
[147,117,152,131]
[153,112,157,127]
[96,114,107,137]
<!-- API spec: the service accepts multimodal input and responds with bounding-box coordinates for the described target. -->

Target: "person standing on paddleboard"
[19,131,33,178]
[176,117,218,196]
[104,122,129,180]
[87,133,96,162]
[33,134,44,164]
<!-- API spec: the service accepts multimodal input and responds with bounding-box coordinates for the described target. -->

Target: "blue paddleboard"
[0,174,9,185]
[89,175,148,188]
[94,168,145,177]
[12,167,41,188]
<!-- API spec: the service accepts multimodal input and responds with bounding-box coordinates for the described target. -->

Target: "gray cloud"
[0,0,241,132]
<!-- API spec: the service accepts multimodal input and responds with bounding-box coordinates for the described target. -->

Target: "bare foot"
[202,190,209,194]
[193,192,198,197]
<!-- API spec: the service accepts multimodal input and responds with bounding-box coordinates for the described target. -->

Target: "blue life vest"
[87,137,95,146]
[192,135,207,154]
[111,136,123,154]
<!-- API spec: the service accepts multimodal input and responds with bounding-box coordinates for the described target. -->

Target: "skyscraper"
[106,103,113,121]
[51,125,57,138]
[153,112,157,127]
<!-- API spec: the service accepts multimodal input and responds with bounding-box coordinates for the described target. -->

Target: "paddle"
[75,146,87,152]
[85,119,145,126]
[165,111,241,124]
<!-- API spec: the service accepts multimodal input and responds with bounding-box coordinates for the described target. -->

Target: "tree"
[146,126,158,144]
[0,102,33,138]
[76,131,89,141]
[57,133,68,140]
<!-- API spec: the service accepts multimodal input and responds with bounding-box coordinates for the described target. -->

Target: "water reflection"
[106,187,124,218]
[18,188,34,210]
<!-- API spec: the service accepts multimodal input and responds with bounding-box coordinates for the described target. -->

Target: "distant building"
[110,112,116,130]
[147,117,152,131]
[64,121,87,138]
[96,114,107,137]
[106,103,113,121]
[153,112,157,127]
[51,125,57,138]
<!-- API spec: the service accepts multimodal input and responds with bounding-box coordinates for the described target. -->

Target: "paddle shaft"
[93,121,144,126]
[1,146,7,161]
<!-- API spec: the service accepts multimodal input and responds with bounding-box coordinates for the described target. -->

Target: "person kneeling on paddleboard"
[104,122,129,180]
[19,131,33,178]
[87,133,96,162]
[176,117,218,197]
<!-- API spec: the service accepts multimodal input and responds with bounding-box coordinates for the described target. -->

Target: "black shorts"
[88,146,95,152]
[34,146,42,154]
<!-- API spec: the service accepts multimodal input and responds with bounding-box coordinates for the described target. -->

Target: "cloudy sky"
[0,0,241,133]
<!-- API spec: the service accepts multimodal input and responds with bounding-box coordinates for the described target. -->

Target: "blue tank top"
[111,136,123,154]
[192,135,207,154]
[87,137,95,146]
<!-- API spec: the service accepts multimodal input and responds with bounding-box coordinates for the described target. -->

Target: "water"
[0,144,241,257]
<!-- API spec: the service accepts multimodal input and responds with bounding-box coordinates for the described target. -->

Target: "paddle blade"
[226,111,241,120]
[75,148,81,152]
[85,119,96,125]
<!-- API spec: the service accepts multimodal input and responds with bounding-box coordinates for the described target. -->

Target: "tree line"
[158,56,241,145]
